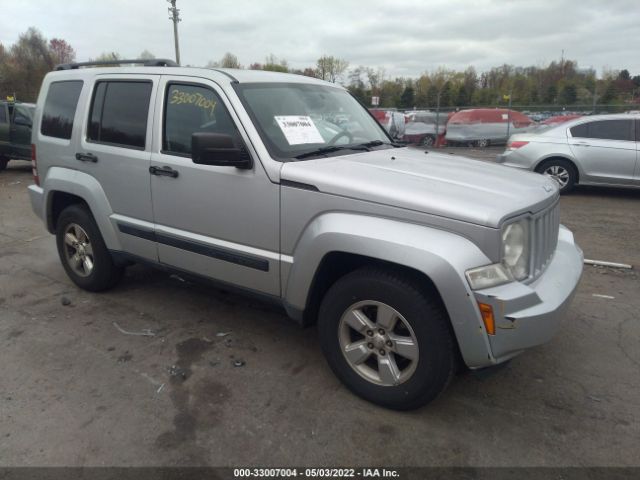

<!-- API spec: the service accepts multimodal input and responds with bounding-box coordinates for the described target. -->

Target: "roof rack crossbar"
[55,59,178,71]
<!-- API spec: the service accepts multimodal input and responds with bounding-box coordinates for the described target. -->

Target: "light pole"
[505,90,513,139]
[167,0,181,65]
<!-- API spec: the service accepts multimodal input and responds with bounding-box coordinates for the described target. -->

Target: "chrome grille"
[530,202,560,279]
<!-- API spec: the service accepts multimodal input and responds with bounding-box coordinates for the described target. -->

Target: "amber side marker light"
[478,302,495,335]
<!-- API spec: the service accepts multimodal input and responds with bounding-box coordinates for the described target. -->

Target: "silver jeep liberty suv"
[28,59,583,410]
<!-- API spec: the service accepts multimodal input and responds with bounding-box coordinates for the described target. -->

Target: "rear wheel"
[475,139,490,148]
[536,159,577,194]
[56,204,124,291]
[318,268,455,410]
[0,157,8,172]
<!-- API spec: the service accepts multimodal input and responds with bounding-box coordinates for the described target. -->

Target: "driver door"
[149,76,280,296]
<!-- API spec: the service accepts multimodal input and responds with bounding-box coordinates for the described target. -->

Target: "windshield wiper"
[294,145,369,160]
[357,140,404,148]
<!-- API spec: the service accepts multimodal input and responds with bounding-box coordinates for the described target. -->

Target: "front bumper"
[473,225,583,364]
[28,184,45,222]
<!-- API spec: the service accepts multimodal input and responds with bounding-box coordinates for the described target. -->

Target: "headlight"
[465,219,530,290]
[502,220,530,280]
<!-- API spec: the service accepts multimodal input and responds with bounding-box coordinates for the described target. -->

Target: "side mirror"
[14,116,32,128]
[191,132,253,169]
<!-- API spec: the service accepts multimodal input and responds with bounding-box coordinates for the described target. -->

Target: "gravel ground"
[0,157,638,468]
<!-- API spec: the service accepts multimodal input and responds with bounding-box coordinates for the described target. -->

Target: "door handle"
[75,152,99,162]
[149,165,179,178]
[574,142,590,147]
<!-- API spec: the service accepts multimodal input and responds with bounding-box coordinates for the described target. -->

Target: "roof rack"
[55,59,178,71]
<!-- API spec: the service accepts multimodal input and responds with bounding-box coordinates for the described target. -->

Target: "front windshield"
[234,82,392,161]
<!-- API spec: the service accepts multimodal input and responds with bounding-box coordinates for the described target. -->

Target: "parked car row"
[368,108,636,149]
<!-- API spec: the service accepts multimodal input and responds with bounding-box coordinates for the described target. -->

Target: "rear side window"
[41,81,83,139]
[14,105,33,125]
[572,120,634,141]
[88,81,152,149]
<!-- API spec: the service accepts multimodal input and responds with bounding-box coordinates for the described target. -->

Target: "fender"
[534,153,583,178]
[283,212,496,368]
[43,167,121,251]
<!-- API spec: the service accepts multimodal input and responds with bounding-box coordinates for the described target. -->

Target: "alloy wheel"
[63,223,95,277]
[338,300,419,386]
[543,165,570,188]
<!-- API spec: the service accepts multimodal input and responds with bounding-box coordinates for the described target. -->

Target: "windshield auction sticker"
[274,116,325,145]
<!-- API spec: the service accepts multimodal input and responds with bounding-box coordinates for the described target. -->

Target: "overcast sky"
[2,0,638,78]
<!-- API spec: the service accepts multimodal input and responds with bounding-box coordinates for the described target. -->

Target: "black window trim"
[86,79,153,151]
[40,80,84,140]
[160,80,242,159]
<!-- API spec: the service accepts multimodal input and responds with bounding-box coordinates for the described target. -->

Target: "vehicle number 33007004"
[169,89,216,115]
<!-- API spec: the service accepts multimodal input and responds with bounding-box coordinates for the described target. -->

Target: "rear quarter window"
[41,81,84,139]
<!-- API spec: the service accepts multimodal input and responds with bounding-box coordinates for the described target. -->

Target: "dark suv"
[0,100,35,171]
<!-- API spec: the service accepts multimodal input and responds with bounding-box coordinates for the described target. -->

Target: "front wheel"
[0,157,8,172]
[56,204,124,291]
[318,268,456,410]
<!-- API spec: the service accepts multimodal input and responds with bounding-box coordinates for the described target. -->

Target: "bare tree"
[366,66,385,94]
[220,52,241,69]
[94,52,122,62]
[316,55,349,83]
[49,38,76,65]
[207,52,242,69]
[263,54,288,73]
[5,28,53,101]
[139,49,155,60]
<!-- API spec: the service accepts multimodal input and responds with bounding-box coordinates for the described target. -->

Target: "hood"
[280,147,559,228]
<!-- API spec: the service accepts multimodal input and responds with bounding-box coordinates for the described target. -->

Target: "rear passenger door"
[78,75,159,261]
[568,119,636,185]
[148,76,280,296]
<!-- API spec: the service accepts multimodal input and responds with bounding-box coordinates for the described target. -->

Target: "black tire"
[0,157,8,172]
[535,158,577,194]
[476,139,490,148]
[421,135,435,147]
[55,204,124,291]
[318,268,456,410]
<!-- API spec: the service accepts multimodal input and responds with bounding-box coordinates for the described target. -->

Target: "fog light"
[478,302,495,335]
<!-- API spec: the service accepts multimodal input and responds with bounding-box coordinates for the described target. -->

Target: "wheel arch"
[282,213,496,368]
[43,167,121,250]
[534,155,581,183]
